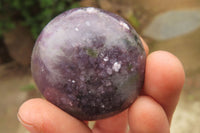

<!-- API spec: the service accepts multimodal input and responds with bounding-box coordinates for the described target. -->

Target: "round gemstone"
[31,7,146,120]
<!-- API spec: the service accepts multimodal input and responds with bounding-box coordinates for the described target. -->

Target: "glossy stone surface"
[31,7,146,120]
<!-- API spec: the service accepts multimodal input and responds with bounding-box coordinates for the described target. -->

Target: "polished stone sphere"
[31,7,146,120]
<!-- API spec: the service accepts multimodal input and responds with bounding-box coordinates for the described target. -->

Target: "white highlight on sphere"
[119,21,130,30]
[101,104,105,108]
[112,62,121,72]
[103,56,109,62]
[86,7,98,13]
[75,27,79,31]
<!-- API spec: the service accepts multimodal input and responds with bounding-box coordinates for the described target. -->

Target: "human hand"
[17,39,185,133]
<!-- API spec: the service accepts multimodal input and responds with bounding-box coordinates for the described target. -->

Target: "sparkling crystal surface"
[31,7,146,120]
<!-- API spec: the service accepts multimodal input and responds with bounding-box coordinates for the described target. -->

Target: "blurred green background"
[0,0,200,133]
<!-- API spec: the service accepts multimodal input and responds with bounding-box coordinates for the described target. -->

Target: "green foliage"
[0,0,80,39]
[127,14,140,28]
[20,84,36,91]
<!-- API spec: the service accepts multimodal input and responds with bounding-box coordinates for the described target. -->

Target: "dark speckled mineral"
[31,7,146,120]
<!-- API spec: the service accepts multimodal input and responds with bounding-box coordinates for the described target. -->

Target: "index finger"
[18,98,92,133]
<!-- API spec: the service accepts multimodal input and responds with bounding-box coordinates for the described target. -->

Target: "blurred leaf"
[128,15,140,28]
[31,26,40,39]
[40,0,54,8]
[70,2,80,8]
[0,0,80,38]
[41,8,53,19]
[0,1,2,9]
[12,0,21,9]
[5,21,15,29]
[20,84,36,91]
[24,0,35,7]
[57,2,66,12]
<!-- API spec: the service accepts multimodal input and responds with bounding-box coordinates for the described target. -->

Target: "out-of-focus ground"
[0,0,200,133]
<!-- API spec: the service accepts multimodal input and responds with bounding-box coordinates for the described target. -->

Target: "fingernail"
[17,113,39,133]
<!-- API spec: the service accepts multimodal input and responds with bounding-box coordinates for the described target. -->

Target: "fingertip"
[18,98,91,133]
[145,51,185,97]
[18,98,47,133]
[146,50,185,88]
[128,96,170,133]
[18,98,45,126]
[144,51,185,120]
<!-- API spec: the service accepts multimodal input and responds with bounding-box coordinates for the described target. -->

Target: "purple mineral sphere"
[31,7,146,120]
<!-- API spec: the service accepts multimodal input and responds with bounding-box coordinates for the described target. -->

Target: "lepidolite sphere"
[31,7,146,120]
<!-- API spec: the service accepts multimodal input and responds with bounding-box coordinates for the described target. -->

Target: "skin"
[18,38,185,133]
